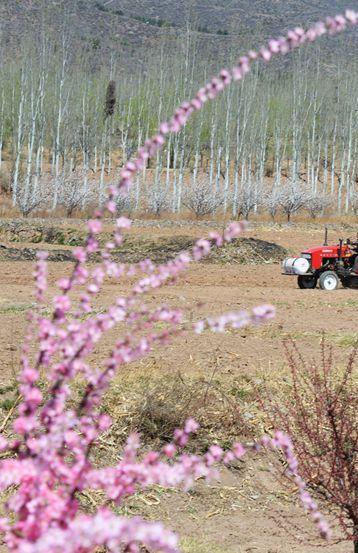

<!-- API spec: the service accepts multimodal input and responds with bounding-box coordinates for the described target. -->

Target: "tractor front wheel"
[319,271,340,291]
[297,275,317,289]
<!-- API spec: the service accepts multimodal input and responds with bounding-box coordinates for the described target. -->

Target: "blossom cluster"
[0,9,356,552]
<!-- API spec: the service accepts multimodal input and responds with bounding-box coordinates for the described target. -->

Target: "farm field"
[0,219,356,552]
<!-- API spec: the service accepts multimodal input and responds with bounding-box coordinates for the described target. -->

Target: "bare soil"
[0,219,357,553]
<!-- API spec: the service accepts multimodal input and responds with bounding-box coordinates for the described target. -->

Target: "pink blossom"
[36,251,48,261]
[259,47,272,61]
[16,510,179,553]
[21,369,39,384]
[119,178,131,192]
[160,122,170,134]
[192,239,211,260]
[194,320,205,334]
[86,237,99,254]
[208,444,223,461]
[53,295,71,313]
[277,37,290,53]
[13,415,37,435]
[57,278,71,292]
[233,443,246,459]
[238,56,250,74]
[232,66,243,81]
[223,221,247,242]
[252,304,276,321]
[74,265,89,285]
[108,184,119,198]
[152,134,165,147]
[163,444,176,458]
[219,69,232,85]
[106,200,116,214]
[345,9,358,24]
[223,451,235,464]
[87,219,102,234]
[208,231,224,247]
[190,98,202,110]
[116,217,131,229]
[97,414,112,432]
[125,161,136,173]
[33,252,48,302]
[22,388,43,408]
[73,247,87,263]
[268,39,280,53]
[184,419,199,434]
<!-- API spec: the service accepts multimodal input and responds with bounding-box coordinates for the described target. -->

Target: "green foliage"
[0,397,17,411]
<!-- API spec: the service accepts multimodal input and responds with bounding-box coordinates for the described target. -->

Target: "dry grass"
[87,364,258,463]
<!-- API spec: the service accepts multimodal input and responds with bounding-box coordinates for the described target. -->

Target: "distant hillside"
[102,0,355,35]
[0,0,357,67]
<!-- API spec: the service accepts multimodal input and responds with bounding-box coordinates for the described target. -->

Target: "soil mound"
[209,237,287,264]
[0,220,86,246]
[0,235,287,264]
[0,244,74,262]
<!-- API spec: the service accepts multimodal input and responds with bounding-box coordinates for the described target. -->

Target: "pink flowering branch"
[0,424,330,549]
[14,511,179,553]
[194,304,276,333]
[0,9,356,552]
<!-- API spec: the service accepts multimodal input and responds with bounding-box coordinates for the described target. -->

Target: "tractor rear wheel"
[319,271,339,291]
[297,275,317,289]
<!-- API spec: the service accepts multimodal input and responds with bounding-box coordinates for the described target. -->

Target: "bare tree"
[351,190,358,218]
[146,185,170,217]
[115,189,133,215]
[51,35,69,210]
[278,184,311,222]
[183,179,224,218]
[58,172,94,217]
[263,340,358,552]
[263,187,282,221]
[306,193,332,219]
[16,177,48,217]
[236,185,261,220]
[12,69,27,206]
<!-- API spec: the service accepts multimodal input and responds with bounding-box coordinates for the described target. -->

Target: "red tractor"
[282,229,358,290]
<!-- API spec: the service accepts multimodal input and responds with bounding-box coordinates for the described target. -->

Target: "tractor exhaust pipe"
[323,227,328,246]
[338,238,343,265]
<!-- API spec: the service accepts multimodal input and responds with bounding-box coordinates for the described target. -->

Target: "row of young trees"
[10,171,356,221]
[0,24,357,217]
